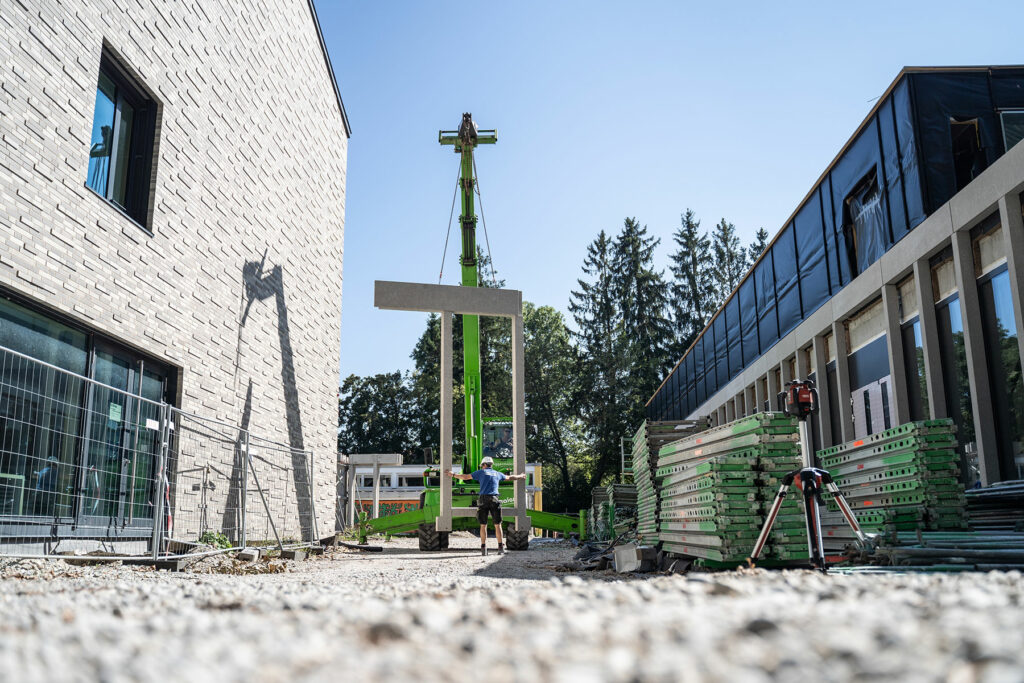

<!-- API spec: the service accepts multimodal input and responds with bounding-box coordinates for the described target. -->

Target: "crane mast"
[439,113,496,474]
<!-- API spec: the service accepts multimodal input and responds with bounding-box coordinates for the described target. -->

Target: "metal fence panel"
[0,344,320,560]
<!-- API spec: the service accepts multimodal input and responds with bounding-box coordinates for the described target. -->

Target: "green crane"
[439,113,495,474]
[356,114,586,549]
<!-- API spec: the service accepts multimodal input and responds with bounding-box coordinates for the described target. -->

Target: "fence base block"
[280,549,307,561]
[124,559,187,572]
[235,548,262,562]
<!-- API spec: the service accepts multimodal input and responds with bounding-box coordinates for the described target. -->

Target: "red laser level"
[751,378,869,572]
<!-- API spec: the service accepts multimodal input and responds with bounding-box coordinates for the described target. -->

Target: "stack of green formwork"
[818,419,966,552]
[589,487,611,540]
[654,412,804,563]
[606,483,637,535]
[632,419,708,543]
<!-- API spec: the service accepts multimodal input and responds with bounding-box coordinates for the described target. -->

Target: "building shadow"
[240,257,314,541]
[221,380,252,543]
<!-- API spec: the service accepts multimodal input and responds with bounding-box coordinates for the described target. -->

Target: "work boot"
[497,544,505,555]
[481,545,487,556]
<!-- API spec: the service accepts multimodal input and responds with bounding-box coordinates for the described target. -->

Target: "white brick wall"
[0,0,348,538]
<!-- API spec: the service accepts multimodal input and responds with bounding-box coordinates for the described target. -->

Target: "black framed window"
[86,49,158,228]
[1002,111,1024,153]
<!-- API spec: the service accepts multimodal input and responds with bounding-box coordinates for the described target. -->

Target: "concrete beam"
[375,280,522,317]
[511,313,529,531]
[437,312,454,532]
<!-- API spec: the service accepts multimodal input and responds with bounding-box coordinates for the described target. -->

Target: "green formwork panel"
[816,419,956,459]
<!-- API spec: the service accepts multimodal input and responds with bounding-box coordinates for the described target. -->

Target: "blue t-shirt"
[471,468,506,496]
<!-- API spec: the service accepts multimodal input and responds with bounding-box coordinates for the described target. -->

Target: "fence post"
[241,430,249,549]
[151,404,171,561]
[308,449,319,544]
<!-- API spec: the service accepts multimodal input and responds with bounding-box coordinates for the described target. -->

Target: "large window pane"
[979,268,1024,481]
[902,319,929,421]
[87,72,117,197]
[937,296,976,484]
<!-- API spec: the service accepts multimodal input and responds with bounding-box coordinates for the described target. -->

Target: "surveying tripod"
[748,379,867,573]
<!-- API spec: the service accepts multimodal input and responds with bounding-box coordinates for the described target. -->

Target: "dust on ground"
[1,534,1021,682]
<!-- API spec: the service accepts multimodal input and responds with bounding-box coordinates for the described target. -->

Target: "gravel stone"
[1,536,1022,682]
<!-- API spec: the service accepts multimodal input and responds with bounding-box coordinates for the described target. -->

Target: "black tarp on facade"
[648,67,1024,422]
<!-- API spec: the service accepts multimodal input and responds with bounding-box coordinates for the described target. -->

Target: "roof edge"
[307,0,352,138]
[645,64,1024,408]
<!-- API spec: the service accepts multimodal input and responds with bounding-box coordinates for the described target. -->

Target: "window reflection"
[979,268,1024,481]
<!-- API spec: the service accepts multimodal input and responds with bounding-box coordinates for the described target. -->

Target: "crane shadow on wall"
[231,255,314,542]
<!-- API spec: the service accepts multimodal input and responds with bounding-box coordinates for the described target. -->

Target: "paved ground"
[1,535,1022,682]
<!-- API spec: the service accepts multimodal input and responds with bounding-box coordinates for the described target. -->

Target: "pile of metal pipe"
[966,480,1024,531]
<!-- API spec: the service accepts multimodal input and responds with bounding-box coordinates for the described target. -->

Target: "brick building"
[0,1,349,548]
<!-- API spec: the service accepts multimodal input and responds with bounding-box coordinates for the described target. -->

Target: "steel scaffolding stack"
[654,413,804,563]
[631,419,708,544]
[818,419,967,552]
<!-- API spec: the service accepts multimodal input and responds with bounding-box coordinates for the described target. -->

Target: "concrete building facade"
[0,1,348,544]
[647,67,1024,487]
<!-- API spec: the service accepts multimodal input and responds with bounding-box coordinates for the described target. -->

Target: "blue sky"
[314,1,1021,383]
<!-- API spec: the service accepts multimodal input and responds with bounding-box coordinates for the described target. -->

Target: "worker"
[446,456,527,555]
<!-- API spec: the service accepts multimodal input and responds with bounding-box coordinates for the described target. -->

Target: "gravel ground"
[1,534,1022,683]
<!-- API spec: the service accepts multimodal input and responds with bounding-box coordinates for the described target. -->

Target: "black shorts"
[476,495,502,525]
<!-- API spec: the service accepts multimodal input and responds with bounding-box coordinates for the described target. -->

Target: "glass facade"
[901,319,930,421]
[978,267,1024,481]
[0,294,175,530]
[936,296,977,484]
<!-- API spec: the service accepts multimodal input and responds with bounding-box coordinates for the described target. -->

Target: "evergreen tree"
[569,230,631,488]
[748,227,770,266]
[668,209,714,355]
[710,218,746,309]
[612,217,673,421]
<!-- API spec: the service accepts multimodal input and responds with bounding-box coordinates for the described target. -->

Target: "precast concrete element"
[373,280,530,533]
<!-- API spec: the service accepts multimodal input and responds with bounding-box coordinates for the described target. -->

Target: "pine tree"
[568,230,630,488]
[710,218,746,309]
[748,227,770,266]
[612,217,673,422]
[668,209,714,355]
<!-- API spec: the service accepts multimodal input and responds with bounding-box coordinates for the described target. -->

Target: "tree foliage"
[340,211,771,511]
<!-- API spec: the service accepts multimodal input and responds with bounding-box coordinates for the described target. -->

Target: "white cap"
[481,456,494,465]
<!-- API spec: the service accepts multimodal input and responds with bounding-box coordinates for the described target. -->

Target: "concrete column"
[511,314,528,531]
[882,283,911,425]
[436,311,454,532]
[780,358,793,387]
[746,386,756,416]
[735,392,745,418]
[795,346,810,380]
[767,370,781,412]
[725,400,735,423]
[812,334,834,447]
[914,259,946,418]
[755,377,766,413]
[832,320,854,442]
[998,192,1024,376]
[718,406,727,424]
[372,459,381,519]
[346,466,356,529]
[951,229,1000,485]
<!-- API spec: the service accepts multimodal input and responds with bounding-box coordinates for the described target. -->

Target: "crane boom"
[439,113,496,474]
